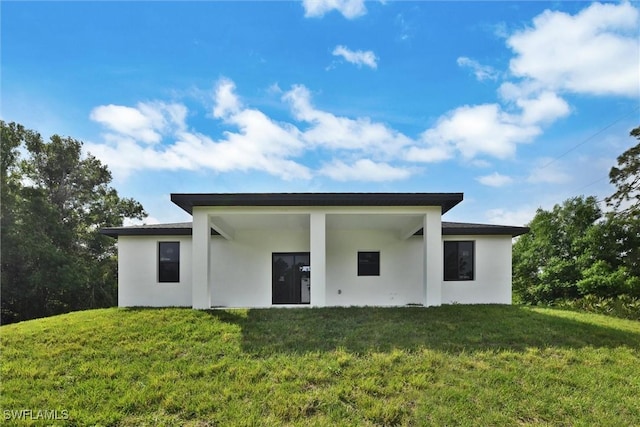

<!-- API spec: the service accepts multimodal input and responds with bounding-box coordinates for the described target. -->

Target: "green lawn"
[2,305,639,426]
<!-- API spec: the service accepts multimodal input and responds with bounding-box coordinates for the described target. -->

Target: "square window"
[444,241,474,281]
[358,251,380,276]
[159,242,180,283]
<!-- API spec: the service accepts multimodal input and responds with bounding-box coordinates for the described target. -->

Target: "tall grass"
[2,305,639,426]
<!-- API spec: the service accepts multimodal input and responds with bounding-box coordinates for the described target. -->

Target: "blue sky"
[2,1,639,226]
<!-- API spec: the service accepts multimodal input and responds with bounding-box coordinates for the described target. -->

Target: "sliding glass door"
[272,253,310,304]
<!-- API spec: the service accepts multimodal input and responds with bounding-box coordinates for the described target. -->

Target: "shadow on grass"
[204,305,640,356]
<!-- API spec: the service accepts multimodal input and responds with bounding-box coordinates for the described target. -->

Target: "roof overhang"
[442,221,529,237]
[102,194,529,239]
[170,192,464,214]
[100,222,217,238]
[101,220,529,239]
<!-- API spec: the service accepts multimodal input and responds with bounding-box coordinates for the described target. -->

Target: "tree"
[591,125,640,298]
[512,196,640,304]
[514,126,640,305]
[1,121,146,323]
[513,196,602,303]
[606,126,640,218]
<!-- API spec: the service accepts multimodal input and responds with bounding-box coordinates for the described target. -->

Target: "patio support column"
[310,212,326,307]
[423,207,442,307]
[192,209,211,309]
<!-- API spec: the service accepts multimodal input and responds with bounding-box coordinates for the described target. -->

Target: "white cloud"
[497,80,540,102]
[457,56,499,81]
[319,159,412,182]
[470,159,492,168]
[267,83,283,96]
[283,84,411,157]
[516,91,570,126]
[86,4,639,186]
[485,207,537,227]
[88,127,311,182]
[527,158,571,184]
[416,38,583,166]
[332,45,378,69]
[302,0,366,19]
[89,102,187,144]
[90,105,160,143]
[476,172,514,187]
[91,4,637,188]
[170,128,312,180]
[88,78,311,181]
[414,103,541,162]
[212,78,242,119]
[124,216,162,226]
[404,144,453,163]
[416,2,638,168]
[492,22,509,39]
[507,2,640,97]
[85,134,189,179]
[88,79,420,183]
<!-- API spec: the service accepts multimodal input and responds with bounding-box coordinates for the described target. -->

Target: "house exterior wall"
[210,229,310,307]
[207,226,427,308]
[325,230,424,306]
[117,235,192,307]
[115,223,514,308]
[441,234,513,304]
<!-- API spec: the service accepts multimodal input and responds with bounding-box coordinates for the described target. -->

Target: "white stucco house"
[101,192,528,308]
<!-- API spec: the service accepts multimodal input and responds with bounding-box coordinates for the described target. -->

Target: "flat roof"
[442,221,529,237]
[100,222,210,238]
[101,220,529,238]
[171,192,464,214]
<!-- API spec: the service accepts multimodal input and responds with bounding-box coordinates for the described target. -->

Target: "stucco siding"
[116,231,513,308]
[210,230,310,307]
[117,235,192,307]
[325,230,423,306]
[441,235,512,304]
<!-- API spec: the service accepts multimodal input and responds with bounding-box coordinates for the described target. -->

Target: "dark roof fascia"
[101,220,529,238]
[100,223,218,239]
[441,221,529,237]
[171,192,464,215]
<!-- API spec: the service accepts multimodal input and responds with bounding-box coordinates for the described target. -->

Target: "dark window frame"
[158,241,180,283]
[444,241,475,281]
[358,251,380,276]
[272,252,311,305]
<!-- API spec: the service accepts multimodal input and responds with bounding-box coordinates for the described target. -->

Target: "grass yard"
[1,305,639,426]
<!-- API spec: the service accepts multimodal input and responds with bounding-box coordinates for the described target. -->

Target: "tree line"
[513,126,640,308]
[1,121,146,324]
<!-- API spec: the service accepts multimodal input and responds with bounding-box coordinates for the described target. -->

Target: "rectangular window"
[159,242,180,283]
[444,241,474,281]
[358,251,380,276]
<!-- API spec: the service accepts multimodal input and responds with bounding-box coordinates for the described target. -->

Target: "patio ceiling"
[208,212,426,240]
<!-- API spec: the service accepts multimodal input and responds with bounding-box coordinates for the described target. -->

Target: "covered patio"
[170,193,464,309]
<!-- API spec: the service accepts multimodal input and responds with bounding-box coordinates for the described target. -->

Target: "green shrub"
[555,295,640,320]
[577,261,632,297]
